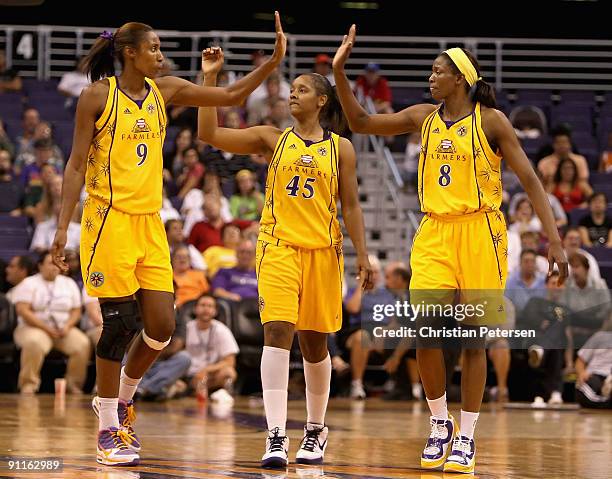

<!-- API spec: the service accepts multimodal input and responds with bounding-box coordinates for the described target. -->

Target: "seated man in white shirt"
[11,251,89,394]
[30,211,80,253]
[185,294,239,395]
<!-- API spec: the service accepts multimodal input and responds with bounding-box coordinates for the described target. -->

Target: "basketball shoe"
[420,414,458,469]
[296,423,328,464]
[92,396,141,452]
[97,427,140,466]
[262,427,289,468]
[443,435,476,474]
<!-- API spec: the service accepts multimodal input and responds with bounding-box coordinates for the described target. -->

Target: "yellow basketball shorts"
[80,196,174,298]
[256,239,344,333]
[410,211,508,326]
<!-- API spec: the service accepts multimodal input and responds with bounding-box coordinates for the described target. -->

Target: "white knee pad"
[142,330,171,350]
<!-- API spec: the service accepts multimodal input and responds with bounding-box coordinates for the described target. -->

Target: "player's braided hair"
[84,22,153,82]
[442,48,497,109]
[304,73,348,135]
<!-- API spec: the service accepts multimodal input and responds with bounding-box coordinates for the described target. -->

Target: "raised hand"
[270,11,287,66]
[333,24,356,70]
[202,46,225,76]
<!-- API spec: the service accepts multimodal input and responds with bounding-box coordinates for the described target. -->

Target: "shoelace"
[452,437,472,455]
[301,428,323,452]
[268,427,286,453]
[122,404,136,430]
[110,429,136,449]
[429,419,448,440]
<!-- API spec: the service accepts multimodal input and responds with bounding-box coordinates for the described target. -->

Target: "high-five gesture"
[333,24,356,71]
[270,11,287,66]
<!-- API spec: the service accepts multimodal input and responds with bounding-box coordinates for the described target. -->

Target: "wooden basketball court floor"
[0,394,610,479]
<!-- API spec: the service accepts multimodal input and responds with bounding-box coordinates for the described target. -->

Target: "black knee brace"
[96,300,142,362]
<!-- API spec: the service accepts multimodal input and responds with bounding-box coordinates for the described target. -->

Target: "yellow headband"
[444,48,481,87]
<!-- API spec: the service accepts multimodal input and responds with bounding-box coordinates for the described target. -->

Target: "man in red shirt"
[188,194,251,252]
[355,62,394,114]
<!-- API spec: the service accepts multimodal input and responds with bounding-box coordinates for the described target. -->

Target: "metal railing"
[2,25,612,90]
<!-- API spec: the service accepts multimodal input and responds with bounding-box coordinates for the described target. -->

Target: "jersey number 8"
[438,164,451,187]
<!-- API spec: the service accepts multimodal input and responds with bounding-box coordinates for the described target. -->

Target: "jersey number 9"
[136,143,148,166]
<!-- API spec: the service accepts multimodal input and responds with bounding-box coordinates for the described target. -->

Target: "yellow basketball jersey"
[85,76,167,214]
[259,127,342,249]
[418,102,502,216]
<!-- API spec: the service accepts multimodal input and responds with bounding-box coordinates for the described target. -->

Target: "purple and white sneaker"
[92,397,141,452]
[444,435,476,474]
[97,427,140,466]
[420,414,457,469]
[261,427,289,469]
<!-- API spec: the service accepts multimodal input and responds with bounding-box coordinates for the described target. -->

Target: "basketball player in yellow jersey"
[197,47,372,468]
[333,27,568,474]
[50,16,286,466]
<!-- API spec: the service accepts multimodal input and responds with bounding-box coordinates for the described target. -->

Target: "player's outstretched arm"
[51,83,104,272]
[333,24,435,136]
[197,47,280,158]
[487,108,569,283]
[158,11,286,108]
[338,137,374,290]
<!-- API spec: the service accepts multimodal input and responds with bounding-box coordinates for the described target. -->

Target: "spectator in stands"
[262,98,292,130]
[313,54,334,85]
[563,227,602,282]
[19,138,60,188]
[355,62,393,114]
[23,163,56,220]
[0,149,24,215]
[598,131,612,173]
[172,246,209,308]
[181,178,234,237]
[510,105,546,140]
[82,287,102,347]
[245,50,290,113]
[163,127,194,181]
[341,255,396,399]
[564,252,611,348]
[229,169,265,221]
[551,158,592,213]
[15,107,40,157]
[15,121,64,174]
[63,249,83,289]
[0,49,22,93]
[212,239,257,301]
[32,173,62,224]
[0,119,15,156]
[520,271,573,405]
[160,186,181,225]
[401,132,420,186]
[57,56,90,109]
[188,194,249,253]
[221,108,245,129]
[508,171,567,228]
[508,197,542,235]
[11,251,89,394]
[507,230,548,276]
[538,130,589,188]
[165,219,206,271]
[578,192,612,248]
[175,146,205,199]
[136,304,192,402]
[505,249,546,315]
[203,223,241,278]
[575,321,612,409]
[4,255,36,301]
[30,207,80,254]
[185,294,239,395]
[247,75,288,126]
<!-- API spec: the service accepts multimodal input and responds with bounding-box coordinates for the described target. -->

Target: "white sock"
[460,410,479,439]
[118,367,141,402]
[426,392,448,420]
[304,354,331,425]
[351,379,363,387]
[98,397,120,431]
[261,346,290,436]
